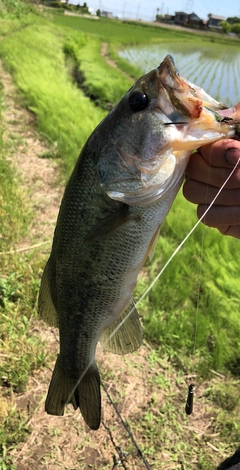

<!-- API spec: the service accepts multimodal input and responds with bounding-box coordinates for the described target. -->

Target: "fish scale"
[38,55,239,430]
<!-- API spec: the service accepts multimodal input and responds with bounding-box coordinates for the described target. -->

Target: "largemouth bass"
[38,55,239,430]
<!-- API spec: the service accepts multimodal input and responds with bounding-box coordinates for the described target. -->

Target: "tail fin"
[45,356,101,430]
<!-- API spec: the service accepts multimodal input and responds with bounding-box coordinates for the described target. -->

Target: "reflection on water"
[119,43,240,106]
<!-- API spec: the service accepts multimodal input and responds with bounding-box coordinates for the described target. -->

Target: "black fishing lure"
[185,384,194,415]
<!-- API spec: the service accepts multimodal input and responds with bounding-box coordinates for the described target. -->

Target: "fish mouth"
[155,54,236,152]
[157,54,226,122]
[99,55,237,207]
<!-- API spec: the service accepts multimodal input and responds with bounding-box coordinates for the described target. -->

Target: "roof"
[208,15,225,20]
[175,11,188,16]
[188,12,202,21]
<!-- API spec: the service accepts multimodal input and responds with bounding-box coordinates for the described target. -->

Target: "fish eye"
[128,91,149,112]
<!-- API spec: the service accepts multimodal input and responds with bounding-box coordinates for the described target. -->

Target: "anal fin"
[100,299,142,355]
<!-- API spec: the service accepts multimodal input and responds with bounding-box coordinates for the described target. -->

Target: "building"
[188,12,204,28]
[174,11,189,26]
[101,11,113,18]
[207,15,225,29]
[174,11,204,28]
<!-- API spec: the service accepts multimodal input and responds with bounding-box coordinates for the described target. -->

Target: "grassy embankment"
[0,2,240,468]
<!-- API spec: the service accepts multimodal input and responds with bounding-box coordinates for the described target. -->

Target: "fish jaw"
[157,54,227,115]
[164,114,236,152]
[98,55,237,207]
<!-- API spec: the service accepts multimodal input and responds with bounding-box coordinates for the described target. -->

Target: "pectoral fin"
[145,226,160,262]
[38,259,59,327]
[100,300,142,354]
[84,204,138,243]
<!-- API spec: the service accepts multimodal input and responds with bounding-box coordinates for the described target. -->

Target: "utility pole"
[136,2,141,19]
[185,0,193,13]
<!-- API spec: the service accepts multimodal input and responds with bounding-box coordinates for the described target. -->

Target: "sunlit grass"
[63,32,132,108]
[0,21,106,174]
[1,5,240,468]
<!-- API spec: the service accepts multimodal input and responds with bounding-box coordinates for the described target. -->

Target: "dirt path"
[0,60,63,247]
[101,43,134,82]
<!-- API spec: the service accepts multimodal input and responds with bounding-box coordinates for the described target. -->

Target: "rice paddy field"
[119,42,240,106]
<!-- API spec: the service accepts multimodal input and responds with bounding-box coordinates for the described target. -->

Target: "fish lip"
[158,54,179,79]
[156,55,225,121]
[156,55,202,120]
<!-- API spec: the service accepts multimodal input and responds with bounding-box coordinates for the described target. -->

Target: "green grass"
[63,32,133,108]
[51,11,240,49]
[1,4,240,468]
[135,192,240,375]
[0,20,106,174]
[0,77,47,468]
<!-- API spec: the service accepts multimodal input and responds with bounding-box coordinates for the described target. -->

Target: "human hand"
[183,103,240,238]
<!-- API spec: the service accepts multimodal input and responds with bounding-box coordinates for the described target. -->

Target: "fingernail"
[218,107,236,116]
[225,148,240,166]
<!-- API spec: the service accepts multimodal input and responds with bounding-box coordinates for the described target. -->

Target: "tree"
[219,20,231,34]
[227,16,240,25]
[96,8,101,16]
[230,23,240,34]
[156,14,162,22]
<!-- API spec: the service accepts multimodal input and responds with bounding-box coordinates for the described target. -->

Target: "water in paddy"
[119,42,240,106]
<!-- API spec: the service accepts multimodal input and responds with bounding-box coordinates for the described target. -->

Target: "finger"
[230,102,240,121]
[197,204,240,227]
[186,151,240,189]
[217,225,240,238]
[198,139,240,167]
[183,179,240,205]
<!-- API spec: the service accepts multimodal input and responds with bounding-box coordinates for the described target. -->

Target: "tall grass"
[63,32,133,107]
[0,21,106,174]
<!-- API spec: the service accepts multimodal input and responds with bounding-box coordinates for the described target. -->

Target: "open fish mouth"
[157,54,227,122]
[98,55,238,207]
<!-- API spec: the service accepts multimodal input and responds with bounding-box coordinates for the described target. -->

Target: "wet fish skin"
[38,55,238,430]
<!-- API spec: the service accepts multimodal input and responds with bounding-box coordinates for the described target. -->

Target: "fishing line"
[192,145,214,357]
[64,158,240,464]
[101,380,151,470]
[66,158,240,391]
[186,150,213,415]
[102,157,240,348]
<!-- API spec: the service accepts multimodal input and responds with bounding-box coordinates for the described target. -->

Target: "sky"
[80,0,240,22]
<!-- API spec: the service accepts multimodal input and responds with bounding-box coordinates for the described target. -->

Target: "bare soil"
[0,61,63,247]
[101,43,134,82]
[0,59,234,470]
